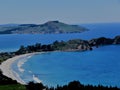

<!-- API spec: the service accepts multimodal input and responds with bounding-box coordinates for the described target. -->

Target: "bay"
[22,45,120,87]
[1,23,120,87]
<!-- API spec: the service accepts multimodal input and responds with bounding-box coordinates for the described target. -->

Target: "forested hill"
[0,21,87,34]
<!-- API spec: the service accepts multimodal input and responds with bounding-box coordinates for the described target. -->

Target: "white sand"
[0,53,38,85]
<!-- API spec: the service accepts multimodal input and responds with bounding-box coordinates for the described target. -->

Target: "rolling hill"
[0,21,88,34]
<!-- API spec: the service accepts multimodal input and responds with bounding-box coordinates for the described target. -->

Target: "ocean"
[0,23,120,87]
[22,45,120,87]
[0,23,120,52]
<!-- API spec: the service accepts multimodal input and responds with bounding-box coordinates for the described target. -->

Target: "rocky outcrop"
[89,37,114,47]
[113,35,120,44]
[66,35,120,51]
[88,35,120,48]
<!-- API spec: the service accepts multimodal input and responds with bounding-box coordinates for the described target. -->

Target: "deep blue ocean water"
[1,23,120,87]
[22,45,120,87]
[0,23,120,52]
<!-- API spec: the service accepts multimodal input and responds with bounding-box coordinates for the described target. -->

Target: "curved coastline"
[0,35,120,86]
[0,52,43,85]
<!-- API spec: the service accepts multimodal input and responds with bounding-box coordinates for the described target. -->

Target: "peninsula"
[0,35,120,63]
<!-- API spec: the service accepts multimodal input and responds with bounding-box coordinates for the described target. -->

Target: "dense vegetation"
[0,35,120,89]
[25,81,120,90]
[0,21,87,34]
[0,80,119,90]
[0,70,17,85]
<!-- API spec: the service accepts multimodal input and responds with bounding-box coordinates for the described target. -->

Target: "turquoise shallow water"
[0,23,120,87]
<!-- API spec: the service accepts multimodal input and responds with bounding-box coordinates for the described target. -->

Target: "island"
[0,21,87,34]
[0,35,120,90]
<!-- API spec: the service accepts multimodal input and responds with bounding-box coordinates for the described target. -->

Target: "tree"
[16,45,26,54]
[35,43,41,51]
[26,82,45,90]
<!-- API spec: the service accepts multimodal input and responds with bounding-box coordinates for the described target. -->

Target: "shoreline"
[0,52,43,85]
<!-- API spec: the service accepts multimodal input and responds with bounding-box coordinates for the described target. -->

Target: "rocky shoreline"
[0,35,120,64]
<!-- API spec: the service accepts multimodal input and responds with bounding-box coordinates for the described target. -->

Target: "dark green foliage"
[35,43,41,50]
[89,37,114,46]
[0,80,119,90]
[0,70,17,85]
[17,45,27,54]
[0,52,15,63]
[52,40,68,50]
[67,81,83,90]
[25,81,120,90]
[26,82,45,90]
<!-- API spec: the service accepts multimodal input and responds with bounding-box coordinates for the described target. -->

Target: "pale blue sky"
[0,0,120,24]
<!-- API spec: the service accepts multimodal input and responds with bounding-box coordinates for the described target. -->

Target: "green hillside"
[0,21,88,34]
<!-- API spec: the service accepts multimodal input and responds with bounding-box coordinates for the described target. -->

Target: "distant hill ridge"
[0,21,88,34]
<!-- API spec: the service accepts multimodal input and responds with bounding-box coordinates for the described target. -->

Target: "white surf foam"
[17,55,32,73]
[33,74,42,83]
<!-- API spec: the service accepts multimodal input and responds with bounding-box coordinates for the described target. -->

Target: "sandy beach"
[0,53,38,85]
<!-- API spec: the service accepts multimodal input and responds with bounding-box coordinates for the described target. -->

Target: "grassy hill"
[0,21,88,34]
[0,84,26,90]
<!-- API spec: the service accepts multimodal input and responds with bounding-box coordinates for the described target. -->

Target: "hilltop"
[0,21,87,34]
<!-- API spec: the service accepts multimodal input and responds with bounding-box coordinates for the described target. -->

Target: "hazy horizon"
[0,0,120,24]
[1,21,120,25]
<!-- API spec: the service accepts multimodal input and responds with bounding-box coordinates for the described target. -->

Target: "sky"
[0,0,120,24]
